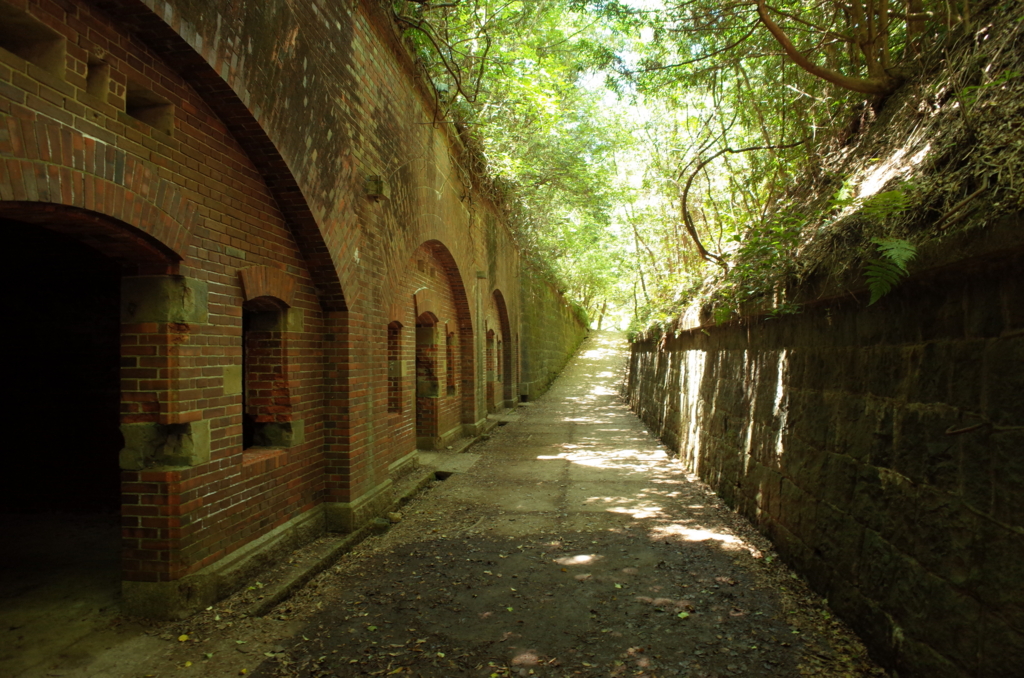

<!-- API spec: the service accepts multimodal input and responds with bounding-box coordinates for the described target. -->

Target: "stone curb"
[245,467,436,618]
[242,411,514,619]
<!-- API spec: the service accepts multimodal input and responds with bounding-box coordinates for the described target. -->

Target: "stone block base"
[462,417,498,438]
[324,477,394,533]
[389,450,421,478]
[416,424,463,450]
[122,506,325,619]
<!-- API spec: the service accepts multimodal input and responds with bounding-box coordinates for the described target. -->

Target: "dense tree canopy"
[390,0,1021,331]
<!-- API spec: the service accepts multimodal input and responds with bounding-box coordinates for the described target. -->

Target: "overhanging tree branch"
[680,139,807,268]
[395,12,478,104]
[755,0,898,95]
[634,23,758,73]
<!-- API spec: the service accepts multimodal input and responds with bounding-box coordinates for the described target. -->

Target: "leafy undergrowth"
[793,1,1023,286]
[651,1,1023,333]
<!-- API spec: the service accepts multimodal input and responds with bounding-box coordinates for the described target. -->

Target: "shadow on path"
[65,333,882,678]
[231,332,882,678]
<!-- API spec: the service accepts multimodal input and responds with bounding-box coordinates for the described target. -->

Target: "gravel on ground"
[59,332,885,678]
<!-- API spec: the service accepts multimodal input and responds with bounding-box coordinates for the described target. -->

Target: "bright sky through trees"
[392,0,1017,332]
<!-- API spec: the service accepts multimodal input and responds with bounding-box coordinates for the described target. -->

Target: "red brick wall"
[383,241,470,456]
[1,0,325,583]
[0,0,573,598]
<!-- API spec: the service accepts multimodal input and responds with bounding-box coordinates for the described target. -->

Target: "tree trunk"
[756,0,898,95]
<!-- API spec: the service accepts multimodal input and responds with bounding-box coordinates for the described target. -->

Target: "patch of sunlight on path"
[458,330,750,554]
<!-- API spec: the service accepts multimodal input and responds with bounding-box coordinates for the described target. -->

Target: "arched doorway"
[487,289,515,411]
[486,328,498,412]
[494,291,514,406]
[415,312,441,447]
[0,205,184,666]
[1,218,138,670]
[388,240,475,455]
[4,221,123,514]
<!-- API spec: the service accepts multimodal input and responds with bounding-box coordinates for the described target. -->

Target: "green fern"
[874,238,917,268]
[860,190,909,221]
[865,238,917,305]
[828,181,857,210]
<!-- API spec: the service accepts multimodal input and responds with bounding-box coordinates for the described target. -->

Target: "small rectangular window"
[446,331,456,396]
[0,2,66,78]
[86,57,110,101]
[496,340,503,383]
[387,322,403,413]
[125,81,174,135]
[242,305,292,449]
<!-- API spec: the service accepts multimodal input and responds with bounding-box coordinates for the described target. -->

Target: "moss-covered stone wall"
[625,225,1023,677]
[520,267,588,400]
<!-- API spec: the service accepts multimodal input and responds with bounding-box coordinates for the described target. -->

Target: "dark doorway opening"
[415,312,439,446]
[4,221,122,513]
[1,220,124,676]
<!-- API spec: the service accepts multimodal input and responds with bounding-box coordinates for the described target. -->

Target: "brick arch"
[420,240,476,425]
[417,241,472,326]
[492,289,515,405]
[92,0,347,312]
[413,289,439,318]
[239,265,297,308]
[386,302,405,322]
[416,311,440,326]
[391,239,476,427]
[1,118,198,266]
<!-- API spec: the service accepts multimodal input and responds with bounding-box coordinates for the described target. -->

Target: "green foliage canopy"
[390,1,1013,330]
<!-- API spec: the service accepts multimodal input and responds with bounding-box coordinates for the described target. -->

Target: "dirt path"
[46,332,884,678]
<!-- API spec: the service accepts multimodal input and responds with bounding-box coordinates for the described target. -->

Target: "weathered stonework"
[520,267,589,401]
[625,221,1023,677]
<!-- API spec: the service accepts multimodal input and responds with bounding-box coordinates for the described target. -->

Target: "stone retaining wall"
[520,266,589,400]
[625,232,1023,677]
